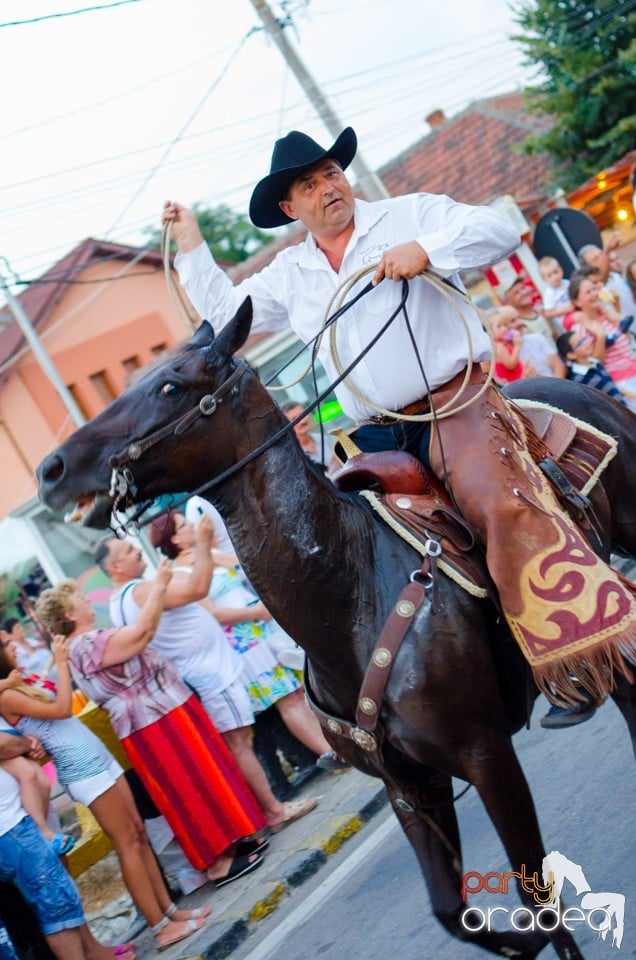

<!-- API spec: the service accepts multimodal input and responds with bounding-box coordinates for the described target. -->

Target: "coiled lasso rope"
[161,217,497,416]
[324,264,497,422]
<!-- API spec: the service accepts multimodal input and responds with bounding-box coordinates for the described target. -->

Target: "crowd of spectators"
[483,233,636,410]
[0,497,352,958]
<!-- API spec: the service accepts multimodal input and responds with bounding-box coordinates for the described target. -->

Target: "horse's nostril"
[41,453,66,485]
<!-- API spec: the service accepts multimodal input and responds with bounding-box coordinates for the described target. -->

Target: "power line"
[0,34,515,195]
[0,46,238,142]
[0,5,539,277]
[105,27,258,235]
[15,268,161,287]
[0,0,144,29]
[0,58,531,276]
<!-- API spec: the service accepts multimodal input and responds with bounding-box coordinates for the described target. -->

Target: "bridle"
[107,358,250,526]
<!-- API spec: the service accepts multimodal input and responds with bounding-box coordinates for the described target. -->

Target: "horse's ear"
[191,320,215,346]
[212,297,253,359]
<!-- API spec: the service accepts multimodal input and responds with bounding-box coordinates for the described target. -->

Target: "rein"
[109,253,496,535]
[106,279,411,534]
[107,358,249,528]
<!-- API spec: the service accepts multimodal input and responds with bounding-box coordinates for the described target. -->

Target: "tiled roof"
[378,91,553,215]
[0,240,165,367]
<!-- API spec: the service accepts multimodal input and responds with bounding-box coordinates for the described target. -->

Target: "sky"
[0,0,540,295]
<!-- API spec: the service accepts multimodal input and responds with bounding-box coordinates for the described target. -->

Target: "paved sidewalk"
[131,768,388,960]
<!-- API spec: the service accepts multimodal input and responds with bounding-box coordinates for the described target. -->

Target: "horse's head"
[37,297,278,528]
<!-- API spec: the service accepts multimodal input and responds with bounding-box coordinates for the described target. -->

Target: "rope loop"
[161,220,199,332]
[160,226,497,421]
[325,265,496,422]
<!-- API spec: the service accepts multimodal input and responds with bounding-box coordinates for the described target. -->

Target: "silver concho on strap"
[358,696,378,716]
[396,599,415,618]
[350,727,377,752]
[372,647,392,668]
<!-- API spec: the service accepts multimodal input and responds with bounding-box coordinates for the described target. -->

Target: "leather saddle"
[330,403,615,599]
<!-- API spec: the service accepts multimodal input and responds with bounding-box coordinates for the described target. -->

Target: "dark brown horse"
[37,300,635,960]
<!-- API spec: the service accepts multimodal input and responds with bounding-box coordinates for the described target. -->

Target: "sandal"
[207,852,264,888]
[269,797,318,834]
[49,833,76,856]
[165,901,211,920]
[236,834,270,857]
[152,916,206,952]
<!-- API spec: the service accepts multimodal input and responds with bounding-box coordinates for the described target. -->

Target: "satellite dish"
[533,208,602,278]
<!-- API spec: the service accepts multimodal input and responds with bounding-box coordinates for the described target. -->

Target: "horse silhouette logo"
[543,850,625,949]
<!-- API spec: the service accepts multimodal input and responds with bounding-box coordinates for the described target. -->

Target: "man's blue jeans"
[351,421,432,469]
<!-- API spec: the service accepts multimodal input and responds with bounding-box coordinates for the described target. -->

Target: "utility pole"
[248,0,390,202]
[0,273,86,427]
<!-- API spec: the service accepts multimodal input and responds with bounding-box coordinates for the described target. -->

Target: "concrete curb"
[175,777,389,960]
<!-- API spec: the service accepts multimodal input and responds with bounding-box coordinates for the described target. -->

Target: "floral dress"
[209,565,302,713]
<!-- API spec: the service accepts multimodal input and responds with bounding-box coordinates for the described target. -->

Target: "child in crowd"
[0,731,88,960]
[488,308,535,383]
[0,669,74,855]
[565,273,636,408]
[2,618,53,680]
[538,256,571,331]
[556,331,628,405]
[0,755,74,857]
[0,614,210,954]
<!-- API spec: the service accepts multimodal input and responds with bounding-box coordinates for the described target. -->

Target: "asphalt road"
[231,693,635,960]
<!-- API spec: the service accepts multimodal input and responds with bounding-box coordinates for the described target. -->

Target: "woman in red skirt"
[35,560,267,952]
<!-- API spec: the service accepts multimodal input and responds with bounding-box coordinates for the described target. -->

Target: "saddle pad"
[359,489,491,598]
[513,399,617,496]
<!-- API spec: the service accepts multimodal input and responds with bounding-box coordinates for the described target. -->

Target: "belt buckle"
[372,414,398,426]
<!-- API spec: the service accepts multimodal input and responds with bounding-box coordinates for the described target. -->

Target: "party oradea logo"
[461,850,625,949]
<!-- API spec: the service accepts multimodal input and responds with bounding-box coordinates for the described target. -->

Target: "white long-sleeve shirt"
[176,195,520,421]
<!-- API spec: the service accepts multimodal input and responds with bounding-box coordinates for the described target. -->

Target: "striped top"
[14,677,115,786]
[566,359,627,404]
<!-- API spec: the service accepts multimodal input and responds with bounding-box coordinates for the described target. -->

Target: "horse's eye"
[159,382,181,396]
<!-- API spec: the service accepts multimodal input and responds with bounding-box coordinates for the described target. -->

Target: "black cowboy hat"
[249,127,357,229]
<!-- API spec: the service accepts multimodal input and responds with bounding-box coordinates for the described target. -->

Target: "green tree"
[512,0,636,190]
[145,202,274,264]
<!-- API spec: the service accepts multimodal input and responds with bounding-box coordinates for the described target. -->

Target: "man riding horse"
[162,126,636,728]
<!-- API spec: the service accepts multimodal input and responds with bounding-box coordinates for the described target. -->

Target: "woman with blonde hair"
[35,563,267,948]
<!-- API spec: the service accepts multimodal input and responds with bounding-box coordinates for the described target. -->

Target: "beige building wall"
[0,258,196,520]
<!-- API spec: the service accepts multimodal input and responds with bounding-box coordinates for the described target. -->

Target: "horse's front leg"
[385,766,548,959]
[464,736,585,960]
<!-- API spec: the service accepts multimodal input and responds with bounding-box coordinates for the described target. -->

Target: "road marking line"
[239,813,399,960]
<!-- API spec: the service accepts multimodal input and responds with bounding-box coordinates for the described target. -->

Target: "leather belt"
[369,396,431,425]
[366,366,484,425]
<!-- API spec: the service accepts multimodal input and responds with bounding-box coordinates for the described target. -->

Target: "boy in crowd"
[538,256,571,332]
[556,330,628,405]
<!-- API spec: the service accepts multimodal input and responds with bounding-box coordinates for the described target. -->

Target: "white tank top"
[0,763,25,835]
[110,580,242,699]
